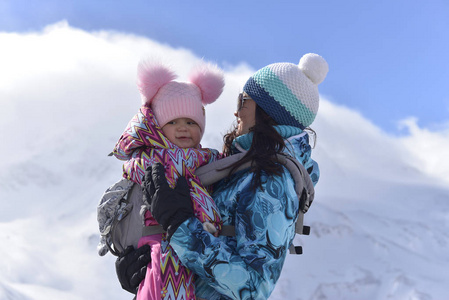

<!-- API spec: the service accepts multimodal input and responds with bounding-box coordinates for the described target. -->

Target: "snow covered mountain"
[271,101,449,299]
[1,22,448,300]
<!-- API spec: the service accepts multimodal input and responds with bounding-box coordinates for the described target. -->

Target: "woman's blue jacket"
[169,127,319,300]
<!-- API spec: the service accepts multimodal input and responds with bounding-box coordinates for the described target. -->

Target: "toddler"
[112,59,224,300]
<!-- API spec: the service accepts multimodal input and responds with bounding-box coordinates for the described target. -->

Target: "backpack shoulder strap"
[275,154,315,254]
[195,152,314,211]
[194,152,247,186]
[275,154,315,214]
[195,152,315,254]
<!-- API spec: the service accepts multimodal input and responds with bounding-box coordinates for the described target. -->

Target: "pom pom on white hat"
[299,53,329,85]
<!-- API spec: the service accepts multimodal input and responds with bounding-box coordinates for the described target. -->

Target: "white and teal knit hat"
[243,53,328,129]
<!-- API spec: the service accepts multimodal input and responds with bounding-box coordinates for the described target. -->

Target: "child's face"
[162,118,202,148]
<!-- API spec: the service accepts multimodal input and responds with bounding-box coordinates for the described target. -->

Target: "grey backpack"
[96,152,314,256]
[97,178,146,256]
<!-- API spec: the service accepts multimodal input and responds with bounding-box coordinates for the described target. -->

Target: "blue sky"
[1,0,448,134]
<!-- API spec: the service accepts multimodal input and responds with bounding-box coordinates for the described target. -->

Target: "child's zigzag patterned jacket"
[113,105,222,300]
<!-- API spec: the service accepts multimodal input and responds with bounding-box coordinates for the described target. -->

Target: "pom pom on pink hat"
[136,59,225,135]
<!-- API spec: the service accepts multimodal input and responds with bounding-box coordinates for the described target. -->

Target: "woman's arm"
[170,171,299,300]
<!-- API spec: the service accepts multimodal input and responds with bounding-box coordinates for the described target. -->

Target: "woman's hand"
[142,163,193,240]
[115,245,151,294]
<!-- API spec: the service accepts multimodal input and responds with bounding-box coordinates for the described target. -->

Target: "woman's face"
[235,93,256,136]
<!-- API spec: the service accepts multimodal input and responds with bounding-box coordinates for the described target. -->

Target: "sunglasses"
[237,93,252,111]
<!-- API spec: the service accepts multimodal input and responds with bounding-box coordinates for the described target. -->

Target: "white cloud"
[397,117,449,183]
[0,20,251,162]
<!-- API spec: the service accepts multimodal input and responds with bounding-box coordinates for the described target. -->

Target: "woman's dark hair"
[222,105,286,190]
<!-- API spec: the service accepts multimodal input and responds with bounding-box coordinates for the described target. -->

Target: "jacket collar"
[233,125,303,151]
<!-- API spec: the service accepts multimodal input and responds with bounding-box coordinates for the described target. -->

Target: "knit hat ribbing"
[243,53,328,129]
[151,81,205,132]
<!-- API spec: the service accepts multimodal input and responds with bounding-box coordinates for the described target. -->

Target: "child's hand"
[115,245,151,294]
[143,163,193,240]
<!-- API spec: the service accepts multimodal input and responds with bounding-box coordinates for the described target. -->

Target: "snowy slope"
[270,102,449,299]
[1,22,448,300]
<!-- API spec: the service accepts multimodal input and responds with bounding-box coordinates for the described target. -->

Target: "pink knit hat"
[137,59,225,135]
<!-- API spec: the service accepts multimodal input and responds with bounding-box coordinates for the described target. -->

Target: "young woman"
[116,53,328,300]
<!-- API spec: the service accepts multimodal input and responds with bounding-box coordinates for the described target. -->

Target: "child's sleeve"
[112,105,173,161]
